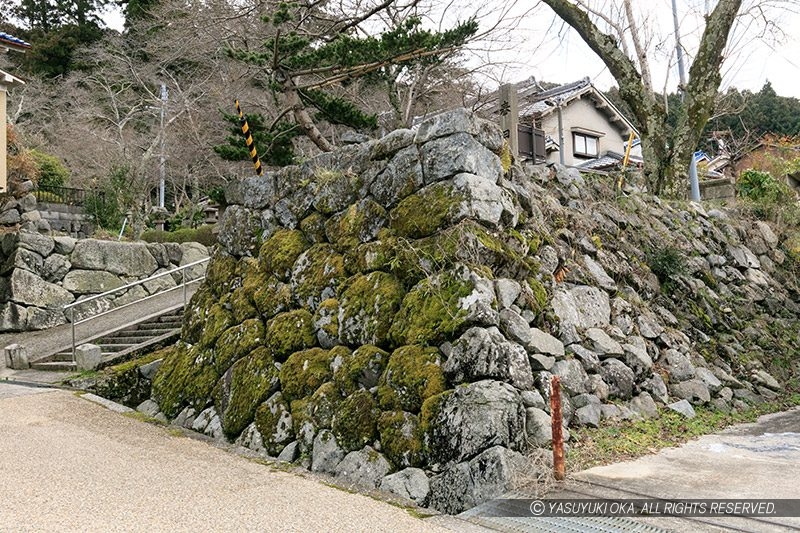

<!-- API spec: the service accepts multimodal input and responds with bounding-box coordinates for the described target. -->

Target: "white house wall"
[540,96,629,166]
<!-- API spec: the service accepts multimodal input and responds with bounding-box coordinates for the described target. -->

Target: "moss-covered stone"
[324,199,387,253]
[334,344,390,396]
[151,343,219,418]
[306,381,343,429]
[299,212,328,244]
[312,298,340,348]
[205,252,239,297]
[291,244,347,309]
[378,410,424,468]
[229,286,259,323]
[524,278,548,315]
[331,389,379,452]
[389,181,464,239]
[259,228,309,281]
[280,347,335,401]
[254,391,295,456]
[252,276,292,320]
[498,140,512,174]
[91,350,165,407]
[388,270,472,347]
[196,303,235,350]
[311,168,363,215]
[347,238,397,274]
[377,345,447,413]
[214,346,279,439]
[338,272,404,347]
[212,318,265,374]
[419,389,453,450]
[181,285,214,344]
[265,309,317,361]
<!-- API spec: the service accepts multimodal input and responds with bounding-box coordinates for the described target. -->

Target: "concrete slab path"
[0,382,477,532]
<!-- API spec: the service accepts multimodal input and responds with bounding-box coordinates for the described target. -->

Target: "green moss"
[389,182,464,239]
[524,278,549,314]
[331,389,379,452]
[259,228,309,281]
[291,244,347,309]
[339,272,404,347]
[181,286,214,344]
[254,391,295,456]
[419,389,453,450]
[280,347,335,401]
[498,140,512,174]
[307,381,343,429]
[324,199,387,253]
[265,309,317,361]
[347,239,397,274]
[193,302,235,350]
[214,346,279,439]
[313,298,340,345]
[151,343,219,418]
[335,344,390,396]
[300,212,328,244]
[377,345,447,413]
[212,318,265,374]
[230,286,259,323]
[378,410,424,467]
[290,397,313,438]
[253,276,293,320]
[91,350,166,407]
[388,270,472,347]
[205,253,239,297]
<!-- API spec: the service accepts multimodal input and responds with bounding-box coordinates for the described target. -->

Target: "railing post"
[182,267,187,307]
[550,375,566,481]
[71,307,76,361]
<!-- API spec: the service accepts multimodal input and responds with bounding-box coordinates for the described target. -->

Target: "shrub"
[140,224,217,246]
[647,245,686,293]
[30,149,70,189]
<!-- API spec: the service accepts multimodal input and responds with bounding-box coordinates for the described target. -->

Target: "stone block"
[3,343,30,369]
[75,343,102,371]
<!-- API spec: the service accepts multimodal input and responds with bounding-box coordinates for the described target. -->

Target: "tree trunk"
[280,72,334,153]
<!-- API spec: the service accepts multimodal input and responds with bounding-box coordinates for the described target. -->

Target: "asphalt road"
[0,382,473,533]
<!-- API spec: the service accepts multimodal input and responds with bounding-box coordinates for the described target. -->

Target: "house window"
[573,132,599,158]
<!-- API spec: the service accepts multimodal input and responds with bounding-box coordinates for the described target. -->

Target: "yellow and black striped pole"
[235,99,263,176]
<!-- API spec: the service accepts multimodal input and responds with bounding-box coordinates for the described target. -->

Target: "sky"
[472,0,800,98]
[101,0,800,98]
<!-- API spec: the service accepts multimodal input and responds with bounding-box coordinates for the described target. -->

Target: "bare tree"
[539,0,744,194]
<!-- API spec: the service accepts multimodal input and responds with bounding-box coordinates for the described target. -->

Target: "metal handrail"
[63,256,210,358]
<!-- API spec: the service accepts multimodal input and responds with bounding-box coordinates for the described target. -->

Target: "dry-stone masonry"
[140,109,800,514]
[0,231,209,332]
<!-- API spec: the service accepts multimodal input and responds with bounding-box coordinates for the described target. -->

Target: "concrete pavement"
[0,382,474,533]
[549,408,800,532]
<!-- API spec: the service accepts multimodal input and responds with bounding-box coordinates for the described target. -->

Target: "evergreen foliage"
[213,112,299,168]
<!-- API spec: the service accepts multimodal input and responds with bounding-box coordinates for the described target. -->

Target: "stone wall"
[0,232,209,332]
[144,109,800,513]
[38,202,94,237]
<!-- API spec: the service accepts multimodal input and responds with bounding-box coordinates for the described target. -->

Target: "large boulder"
[444,326,534,390]
[334,447,392,489]
[551,286,611,329]
[62,270,125,294]
[0,268,74,307]
[379,468,430,504]
[427,446,528,514]
[424,380,524,465]
[70,239,158,276]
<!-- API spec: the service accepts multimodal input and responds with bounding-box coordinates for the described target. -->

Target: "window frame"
[572,132,599,158]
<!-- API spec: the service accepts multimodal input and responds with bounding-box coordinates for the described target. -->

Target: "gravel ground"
[0,384,468,533]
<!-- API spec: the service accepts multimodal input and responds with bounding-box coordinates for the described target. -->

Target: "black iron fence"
[35,185,105,207]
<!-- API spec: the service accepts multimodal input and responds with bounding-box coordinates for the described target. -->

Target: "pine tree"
[227,1,478,155]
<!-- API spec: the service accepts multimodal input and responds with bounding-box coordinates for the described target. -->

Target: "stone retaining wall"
[143,109,799,514]
[0,232,209,332]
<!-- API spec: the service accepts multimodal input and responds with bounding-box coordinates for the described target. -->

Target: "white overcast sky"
[467,0,800,98]
[102,0,800,98]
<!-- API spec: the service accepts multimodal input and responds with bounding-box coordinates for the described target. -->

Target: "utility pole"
[159,83,168,209]
[672,0,701,202]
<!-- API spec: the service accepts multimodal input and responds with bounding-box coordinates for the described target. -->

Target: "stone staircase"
[30,309,184,372]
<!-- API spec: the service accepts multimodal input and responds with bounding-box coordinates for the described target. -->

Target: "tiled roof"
[517,78,593,117]
[576,150,643,171]
[0,32,31,49]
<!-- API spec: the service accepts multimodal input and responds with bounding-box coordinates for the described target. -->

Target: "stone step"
[100,336,162,345]
[106,327,176,337]
[135,322,180,331]
[98,343,137,353]
[30,360,77,372]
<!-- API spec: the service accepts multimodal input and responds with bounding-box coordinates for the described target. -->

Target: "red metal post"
[550,375,565,481]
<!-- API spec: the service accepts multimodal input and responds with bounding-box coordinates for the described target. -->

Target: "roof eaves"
[0,32,32,52]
